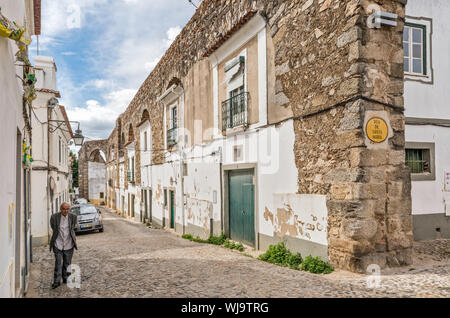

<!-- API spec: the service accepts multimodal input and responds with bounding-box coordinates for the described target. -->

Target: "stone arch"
[77,139,110,200]
[89,149,106,163]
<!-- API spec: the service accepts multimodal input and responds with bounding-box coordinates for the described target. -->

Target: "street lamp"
[47,97,85,146]
[73,126,85,146]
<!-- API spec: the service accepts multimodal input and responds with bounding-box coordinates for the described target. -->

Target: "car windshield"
[76,199,87,204]
[71,205,98,215]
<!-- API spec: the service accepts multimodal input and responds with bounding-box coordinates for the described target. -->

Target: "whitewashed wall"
[405,0,450,215]
[147,119,328,248]
[0,0,32,298]
[404,0,450,119]
[88,162,106,202]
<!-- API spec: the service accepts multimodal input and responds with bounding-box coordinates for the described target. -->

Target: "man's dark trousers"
[53,246,74,284]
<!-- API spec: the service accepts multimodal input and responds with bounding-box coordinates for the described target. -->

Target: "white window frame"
[404,16,433,84]
[169,102,178,130]
[404,24,425,76]
[208,14,268,136]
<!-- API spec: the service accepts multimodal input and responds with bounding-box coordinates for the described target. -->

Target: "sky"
[29,0,200,151]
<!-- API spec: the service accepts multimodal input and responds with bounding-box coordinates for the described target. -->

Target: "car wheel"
[99,228,104,233]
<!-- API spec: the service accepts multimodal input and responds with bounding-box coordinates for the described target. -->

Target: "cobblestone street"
[26,207,450,298]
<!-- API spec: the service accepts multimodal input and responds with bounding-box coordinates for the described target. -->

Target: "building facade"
[30,55,73,247]
[81,0,413,273]
[0,0,40,297]
[404,0,450,240]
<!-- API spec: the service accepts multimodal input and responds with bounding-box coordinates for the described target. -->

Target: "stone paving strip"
[25,207,450,298]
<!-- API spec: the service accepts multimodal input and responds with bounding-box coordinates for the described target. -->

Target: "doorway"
[228,169,255,246]
[131,194,135,218]
[170,190,175,229]
[143,189,148,222]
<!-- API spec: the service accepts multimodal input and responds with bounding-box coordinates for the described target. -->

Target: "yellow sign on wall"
[366,117,388,143]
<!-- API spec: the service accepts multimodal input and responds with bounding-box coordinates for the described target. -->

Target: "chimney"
[34,56,57,91]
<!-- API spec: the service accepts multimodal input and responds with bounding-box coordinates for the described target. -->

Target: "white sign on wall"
[444,171,450,192]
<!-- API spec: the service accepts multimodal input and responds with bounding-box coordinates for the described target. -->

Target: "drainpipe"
[219,146,223,235]
[180,146,185,235]
[46,103,50,243]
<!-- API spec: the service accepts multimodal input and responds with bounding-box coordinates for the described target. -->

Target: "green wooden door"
[170,190,175,229]
[229,170,255,246]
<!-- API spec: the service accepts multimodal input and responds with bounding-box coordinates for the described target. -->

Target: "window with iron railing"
[406,148,430,173]
[222,89,248,131]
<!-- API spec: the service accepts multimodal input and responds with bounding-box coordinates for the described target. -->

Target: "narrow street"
[25,207,450,298]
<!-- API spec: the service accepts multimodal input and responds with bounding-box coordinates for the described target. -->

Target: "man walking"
[49,202,78,289]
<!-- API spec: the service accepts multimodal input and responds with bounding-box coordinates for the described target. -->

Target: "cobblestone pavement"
[26,207,450,298]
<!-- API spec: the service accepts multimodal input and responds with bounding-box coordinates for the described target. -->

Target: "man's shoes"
[63,278,67,284]
[51,282,60,289]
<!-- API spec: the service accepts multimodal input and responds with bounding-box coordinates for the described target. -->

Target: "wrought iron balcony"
[167,127,178,147]
[221,92,249,131]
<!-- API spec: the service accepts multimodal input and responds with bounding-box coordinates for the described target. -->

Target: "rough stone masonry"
[80,0,412,273]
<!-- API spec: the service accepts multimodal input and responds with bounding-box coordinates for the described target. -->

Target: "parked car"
[71,204,104,234]
[74,198,88,205]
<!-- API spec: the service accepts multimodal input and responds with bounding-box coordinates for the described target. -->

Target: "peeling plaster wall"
[184,161,221,236]
[149,162,181,226]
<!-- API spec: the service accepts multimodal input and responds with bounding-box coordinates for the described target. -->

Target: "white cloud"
[66,88,137,140]
[165,26,182,47]
[37,0,196,141]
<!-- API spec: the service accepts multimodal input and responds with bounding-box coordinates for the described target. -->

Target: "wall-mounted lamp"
[368,11,398,29]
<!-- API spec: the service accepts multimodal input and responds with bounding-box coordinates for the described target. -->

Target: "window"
[222,54,248,130]
[222,86,248,130]
[404,23,426,75]
[167,104,178,147]
[127,157,135,182]
[406,149,430,173]
[132,156,135,181]
[170,105,177,129]
[405,142,435,181]
[164,189,167,207]
[58,137,61,164]
[100,192,104,199]
[144,131,148,151]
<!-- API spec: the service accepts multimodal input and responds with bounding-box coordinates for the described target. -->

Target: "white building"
[0,0,40,298]
[88,161,106,206]
[30,55,73,247]
[404,0,450,240]
[133,14,328,258]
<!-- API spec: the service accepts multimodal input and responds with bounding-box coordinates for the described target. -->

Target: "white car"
[74,198,88,205]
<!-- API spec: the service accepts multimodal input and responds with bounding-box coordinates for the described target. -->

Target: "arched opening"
[141,109,150,122]
[128,124,134,142]
[89,149,106,163]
